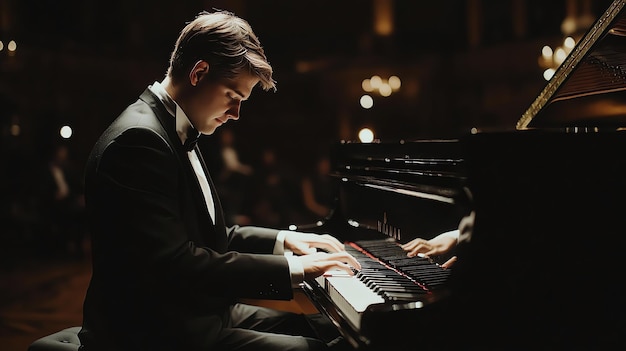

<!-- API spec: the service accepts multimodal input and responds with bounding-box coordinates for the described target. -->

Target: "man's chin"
[201,125,219,135]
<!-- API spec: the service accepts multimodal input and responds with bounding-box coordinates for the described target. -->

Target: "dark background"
[2,0,613,164]
[0,0,615,251]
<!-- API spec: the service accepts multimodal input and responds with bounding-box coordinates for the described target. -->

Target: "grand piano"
[297,0,626,349]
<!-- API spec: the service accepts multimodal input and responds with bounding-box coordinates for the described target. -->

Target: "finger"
[319,234,345,252]
[329,252,361,270]
[402,239,427,251]
[407,243,430,257]
[424,248,438,256]
[287,235,338,255]
[309,235,345,253]
[326,261,356,275]
[406,247,419,257]
[298,245,318,255]
[401,240,421,250]
[441,256,457,269]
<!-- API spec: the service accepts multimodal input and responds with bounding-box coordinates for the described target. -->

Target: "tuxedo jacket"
[79,88,294,351]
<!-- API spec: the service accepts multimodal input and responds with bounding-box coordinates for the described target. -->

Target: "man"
[79,10,360,351]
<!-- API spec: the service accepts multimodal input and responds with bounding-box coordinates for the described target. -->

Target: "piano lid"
[517,0,626,130]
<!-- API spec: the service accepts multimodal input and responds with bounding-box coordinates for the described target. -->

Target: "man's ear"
[189,60,209,86]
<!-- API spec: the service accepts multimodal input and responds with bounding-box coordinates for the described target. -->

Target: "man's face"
[186,72,259,135]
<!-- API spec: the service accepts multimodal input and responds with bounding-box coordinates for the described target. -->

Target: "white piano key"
[316,269,385,330]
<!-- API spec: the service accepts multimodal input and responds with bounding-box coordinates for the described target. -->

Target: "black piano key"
[364,278,416,291]
[373,284,425,293]
[403,270,449,279]
[344,239,453,301]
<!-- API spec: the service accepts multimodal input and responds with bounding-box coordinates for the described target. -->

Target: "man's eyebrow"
[232,88,247,100]
[227,85,249,101]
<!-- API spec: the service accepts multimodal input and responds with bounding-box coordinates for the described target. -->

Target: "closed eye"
[228,93,242,104]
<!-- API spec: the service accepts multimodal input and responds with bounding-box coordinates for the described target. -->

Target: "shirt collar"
[148,80,197,146]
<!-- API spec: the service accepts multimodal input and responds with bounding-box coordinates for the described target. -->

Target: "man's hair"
[167,10,276,91]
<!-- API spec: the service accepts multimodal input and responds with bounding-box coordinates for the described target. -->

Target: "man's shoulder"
[107,88,169,142]
[90,91,173,160]
[117,100,162,133]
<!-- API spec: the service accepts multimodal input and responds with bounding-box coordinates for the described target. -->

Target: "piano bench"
[28,326,81,351]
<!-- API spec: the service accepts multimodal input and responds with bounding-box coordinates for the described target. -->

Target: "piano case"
[300,0,626,350]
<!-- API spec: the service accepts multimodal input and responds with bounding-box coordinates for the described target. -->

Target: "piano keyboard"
[312,239,452,330]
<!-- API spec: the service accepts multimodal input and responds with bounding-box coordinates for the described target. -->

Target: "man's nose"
[226,104,241,120]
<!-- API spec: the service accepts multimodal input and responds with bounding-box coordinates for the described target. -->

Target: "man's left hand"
[283,231,346,255]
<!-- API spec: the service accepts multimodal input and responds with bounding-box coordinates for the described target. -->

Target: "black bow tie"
[183,129,200,152]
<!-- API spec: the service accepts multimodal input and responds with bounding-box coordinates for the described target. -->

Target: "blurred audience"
[38,143,86,259]
[214,128,254,226]
[300,155,336,223]
[218,128,254,178]
[211,136,337,229]
[248,148,300,228]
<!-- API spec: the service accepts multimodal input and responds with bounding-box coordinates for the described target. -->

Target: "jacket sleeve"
[226,225,281,254]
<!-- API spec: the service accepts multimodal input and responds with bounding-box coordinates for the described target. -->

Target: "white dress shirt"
[149,81,216,224]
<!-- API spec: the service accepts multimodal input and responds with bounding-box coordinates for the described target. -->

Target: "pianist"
[78,10,360,351]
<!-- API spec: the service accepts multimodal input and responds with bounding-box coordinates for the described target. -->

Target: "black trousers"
[215,303,343,351]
